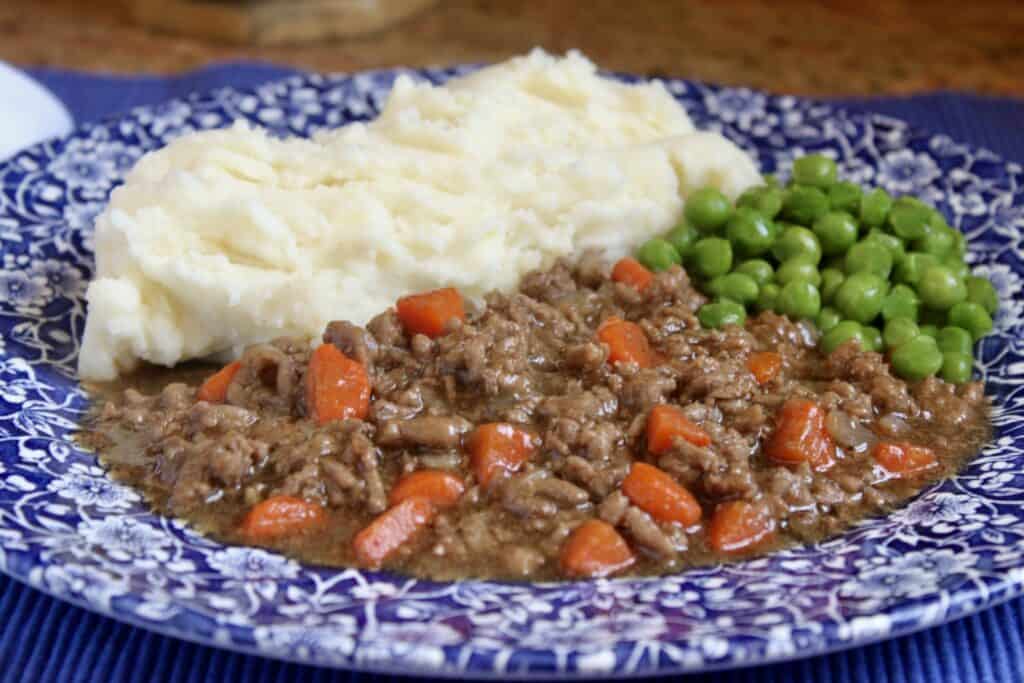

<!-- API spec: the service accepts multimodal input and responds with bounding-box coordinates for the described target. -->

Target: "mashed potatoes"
[79,49,761,380]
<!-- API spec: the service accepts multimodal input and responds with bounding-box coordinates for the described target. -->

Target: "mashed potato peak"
[79,49,761,380]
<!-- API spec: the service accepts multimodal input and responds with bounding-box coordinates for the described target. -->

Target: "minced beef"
[81,256,990,581]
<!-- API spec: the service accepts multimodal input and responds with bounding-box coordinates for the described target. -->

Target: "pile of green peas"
[632,153,997,384]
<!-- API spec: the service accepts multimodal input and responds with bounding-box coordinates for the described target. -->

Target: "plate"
[1,67,1023,678]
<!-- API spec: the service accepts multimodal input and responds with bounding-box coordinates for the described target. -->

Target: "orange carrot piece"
[611,257,654,291]
[646,404,712,455]
[305,344,371,425]
[747,351,782,385]
[596,317,655,369]
[559,519,636,578]
[764,398,835,472]
[622,462,702,526]
[389,470,466,509]
[353,498,435,568]
[395,287,466,339]
[196,361,241,403]
[239,495,326,540]
[872,442,938,478]
[707,500,776,555]
[468,423,536,488]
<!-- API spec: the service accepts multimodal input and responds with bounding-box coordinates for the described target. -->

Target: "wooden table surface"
[4,0,1024,97]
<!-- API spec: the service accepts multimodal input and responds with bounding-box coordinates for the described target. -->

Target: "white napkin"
[0,62,73,160]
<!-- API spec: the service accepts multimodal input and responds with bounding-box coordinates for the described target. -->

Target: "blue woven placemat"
[2,63,1023,683]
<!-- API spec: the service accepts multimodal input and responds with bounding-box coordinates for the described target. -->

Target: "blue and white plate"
[1,67,1023,678]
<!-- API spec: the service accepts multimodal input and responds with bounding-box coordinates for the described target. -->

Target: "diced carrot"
[707,500,776,555]
[764,398,835,472]
[611,257,654,291]
[389,470,466,509]
[239,495,326,540]
[196,361,241,403]
[305,344,371,424]
[622,462,702,526]
[559,519,636,578]
[353,498,435,568]
[596,317,655,369]
[872,441,938,478]
[395,287,465,339]
[747,351,782,385]
[646,404,712,455]
[468,423,536,488]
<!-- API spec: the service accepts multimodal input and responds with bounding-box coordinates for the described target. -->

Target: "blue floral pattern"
[0,68,1023,677]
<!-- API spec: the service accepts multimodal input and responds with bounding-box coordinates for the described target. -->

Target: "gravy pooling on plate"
[81,253,989,581]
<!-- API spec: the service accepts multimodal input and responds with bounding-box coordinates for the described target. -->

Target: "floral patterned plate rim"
[1,66,1023,678]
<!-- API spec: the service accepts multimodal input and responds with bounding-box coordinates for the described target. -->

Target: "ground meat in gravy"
[81,257,990,581]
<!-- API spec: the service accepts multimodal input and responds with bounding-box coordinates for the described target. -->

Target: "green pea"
[772,225,822,264]
[881,284,920,322]
[940,352,974,384]
[636,238,682,272]
[863,325,884,352]
[845,240,893,279]
[918,265,968,310]
[736,185,784,219]
[834,272,887,324]
[950,229,967,259]
[919,324,939,339]
[944,259,970,282]
[948,301,993,341]
[705,276,726,298]
[888,201,932,241]
[966,275,998,315]
[725,207,775,256]
[665,222,700,258]
[782,185,830,226]
[736,259,774,286]
[792,154,837,188]
[814,211,859,255]
[716,272,759,304]
[685,187,733,232]
[936,326,973,355]
[895,252,938,286]
[828,181,862,214]
[865,229,906,264]
[821,320,868,354]
[820,268,845,303]
[778,280,821,319]
[928,208,950,231]
[763,173,779,187]
[915,224,955,257]
[883,318,920,350]
[698,299,747,329]
[860,188,893,227]
[776,257,822,287]
[816,307,841,332]
[757,283,781,312]
[896,196,930,210]
[891,335,943,381]
[690,237,733,279]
